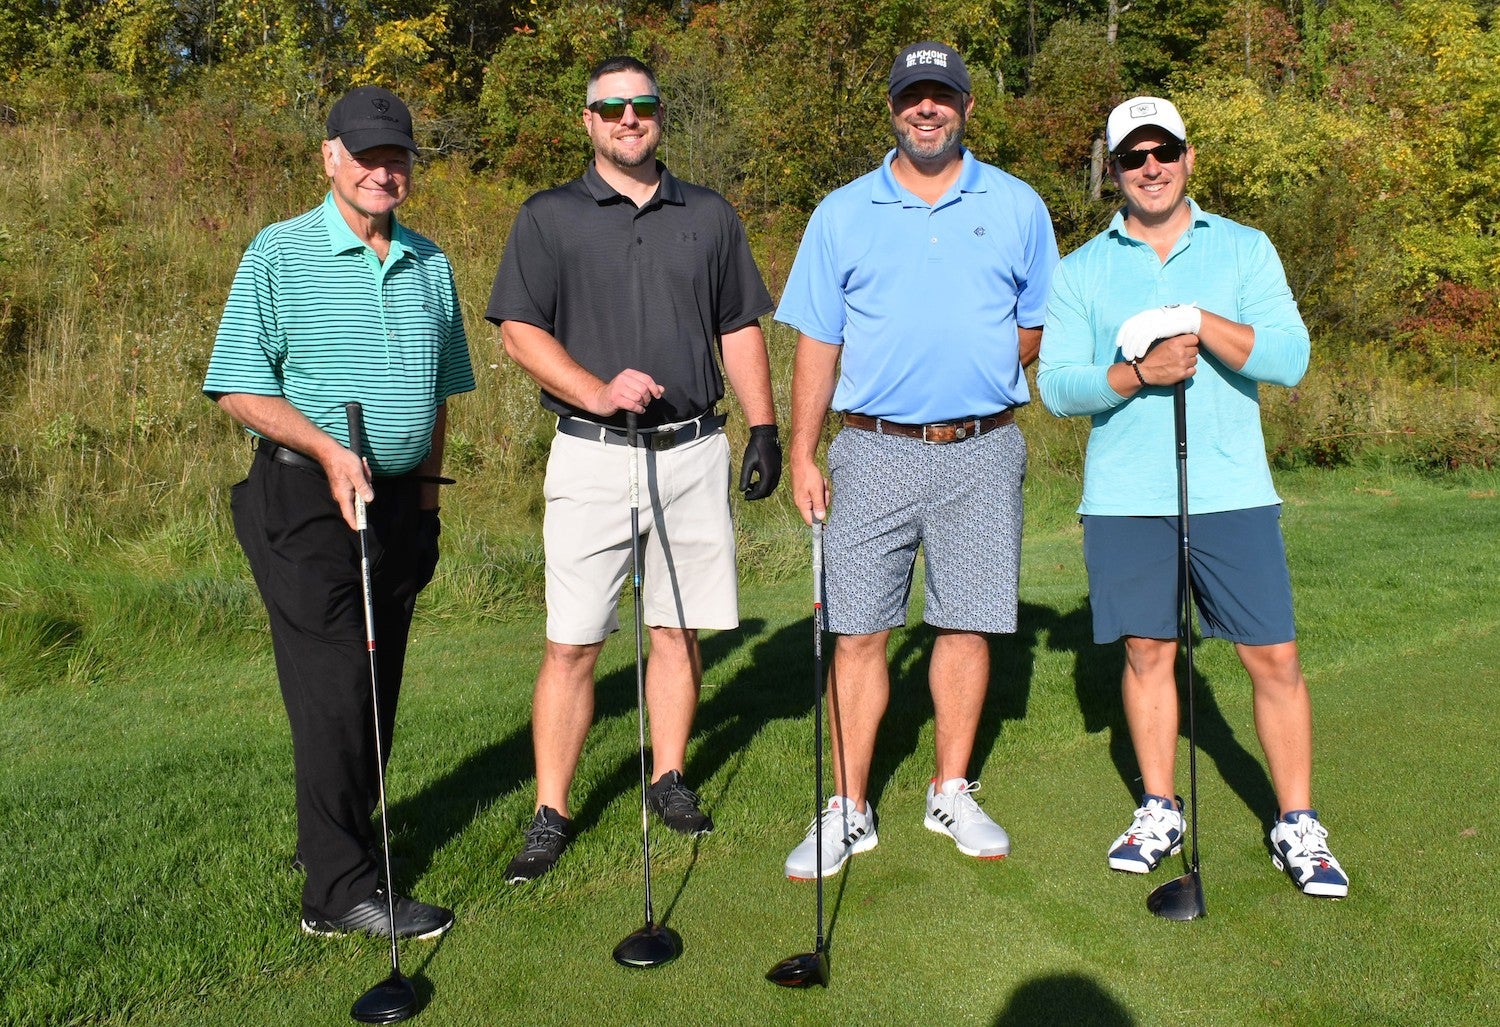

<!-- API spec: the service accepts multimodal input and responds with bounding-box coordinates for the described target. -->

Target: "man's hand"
[789,455,830,526]
[1116,304,1201,362]
[596,368,664,416]
[323,448,373,531]
[739,424,782,500]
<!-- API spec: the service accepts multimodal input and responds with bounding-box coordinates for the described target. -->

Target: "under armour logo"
[680,231,697,243]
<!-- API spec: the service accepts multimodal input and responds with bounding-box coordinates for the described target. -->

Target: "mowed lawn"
[2,468,1496,1026]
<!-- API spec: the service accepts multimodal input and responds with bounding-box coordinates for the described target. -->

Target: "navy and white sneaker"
[924,779,1010,858]
[784,796,878,880]
[1107,793,1184,873]
[1270,809,1349,898]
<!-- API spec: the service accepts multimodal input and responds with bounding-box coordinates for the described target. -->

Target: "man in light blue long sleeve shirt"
[1038,96,1348,899]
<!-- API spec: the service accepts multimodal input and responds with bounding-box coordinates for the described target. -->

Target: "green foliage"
[476,1,623,188]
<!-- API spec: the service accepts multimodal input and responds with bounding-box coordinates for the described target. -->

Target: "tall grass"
[1,101,1495,570]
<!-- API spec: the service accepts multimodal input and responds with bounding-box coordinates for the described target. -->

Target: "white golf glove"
[1115,304,1201,362]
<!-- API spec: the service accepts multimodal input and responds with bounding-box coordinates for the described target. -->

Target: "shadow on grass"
[1043,600,1280,829]
[857,604,1045,811]
[387,617,820,882]
[992,972,1135,1025]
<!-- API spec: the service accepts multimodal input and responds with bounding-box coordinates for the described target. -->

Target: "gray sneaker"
[301,887,454,940]
[504,806,571,883]
[924,779,1010,858]
[783,796,878,880]
[647,770,714,836]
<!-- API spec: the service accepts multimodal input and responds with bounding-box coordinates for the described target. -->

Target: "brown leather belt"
[841,409,1014,444]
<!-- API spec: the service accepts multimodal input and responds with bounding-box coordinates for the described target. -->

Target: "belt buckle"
[649,429,677,452]
[922,423,965,445]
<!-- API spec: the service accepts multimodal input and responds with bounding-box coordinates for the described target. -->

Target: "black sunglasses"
[1113,140,1185,171]
[587,95,660,119]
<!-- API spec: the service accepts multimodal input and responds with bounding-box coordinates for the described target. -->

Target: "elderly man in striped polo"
[204,86,475,939]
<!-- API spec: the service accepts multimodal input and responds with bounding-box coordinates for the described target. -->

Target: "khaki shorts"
[542,428,738,644]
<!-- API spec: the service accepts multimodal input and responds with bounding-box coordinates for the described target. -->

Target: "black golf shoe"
[300,887,454,940]
[504,806,572,883]
[647,771,714,836]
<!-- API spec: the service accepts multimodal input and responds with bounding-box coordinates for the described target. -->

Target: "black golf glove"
[739,424,782,500]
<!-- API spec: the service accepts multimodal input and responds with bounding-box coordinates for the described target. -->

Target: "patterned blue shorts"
[823,424,1026,635]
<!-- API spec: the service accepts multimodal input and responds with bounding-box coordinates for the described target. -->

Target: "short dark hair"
[586,55,659,103]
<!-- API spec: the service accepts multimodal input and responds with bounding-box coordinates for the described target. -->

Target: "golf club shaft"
[625,412,656,925]
[346,402,402,977]
[811,518,825,951]
[1173,383,1201,874]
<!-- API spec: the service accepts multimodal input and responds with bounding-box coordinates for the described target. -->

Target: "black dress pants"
[231,447,433,920]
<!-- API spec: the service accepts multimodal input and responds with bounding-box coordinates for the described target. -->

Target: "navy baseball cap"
[889,41,971,95]
[326,86,418,154]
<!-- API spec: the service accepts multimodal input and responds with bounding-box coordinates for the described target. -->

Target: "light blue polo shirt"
[204,194,475,475]
[775,149,1059,424]
[1038,199,1309,516]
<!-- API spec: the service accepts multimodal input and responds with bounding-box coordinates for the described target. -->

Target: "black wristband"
[1129,359,1148,388]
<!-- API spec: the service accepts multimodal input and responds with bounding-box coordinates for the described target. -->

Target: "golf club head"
[351,972,418,1024]
[1146,870,1206,922]
[612,922,681,968]
[766,948,830,988]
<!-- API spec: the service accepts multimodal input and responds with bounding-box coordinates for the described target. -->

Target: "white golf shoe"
[783,796,878,880]
[924,779,1010,858]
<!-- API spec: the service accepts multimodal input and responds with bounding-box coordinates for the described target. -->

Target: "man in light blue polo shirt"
[777,41,1058,880]
[1039,96,1348,898]
[204,86,475,938]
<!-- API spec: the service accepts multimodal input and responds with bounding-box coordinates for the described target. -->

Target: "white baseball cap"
[1106,96,1187,152]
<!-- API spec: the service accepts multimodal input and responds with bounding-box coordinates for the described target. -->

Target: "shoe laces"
[806,802,862,842]
[653,777,703,815]
[938,780,985,820]
[1132,798,1180,832]
[1287,816,1334,860]
[520,815,567,855]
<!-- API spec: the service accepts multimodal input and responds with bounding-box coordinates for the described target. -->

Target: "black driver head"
[1146,870,1206,922]
[766,948,830,988]
[612,922,681,969]
[351,972,418,1024]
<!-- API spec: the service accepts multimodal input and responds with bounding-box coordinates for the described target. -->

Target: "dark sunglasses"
[1113,140,1185,171]
[587,95,660,119]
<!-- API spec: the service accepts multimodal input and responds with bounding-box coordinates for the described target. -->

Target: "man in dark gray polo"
[486,55,780,883]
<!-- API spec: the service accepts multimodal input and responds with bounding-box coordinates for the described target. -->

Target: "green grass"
[2,466,1498,1026]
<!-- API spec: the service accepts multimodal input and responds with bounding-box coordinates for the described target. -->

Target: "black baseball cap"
[889,41,971,95]
[325,86,418,154]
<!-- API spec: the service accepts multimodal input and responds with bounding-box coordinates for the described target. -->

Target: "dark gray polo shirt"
[487,161,774,429]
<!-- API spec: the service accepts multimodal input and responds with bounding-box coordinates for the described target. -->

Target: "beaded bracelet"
[1129,359,1148,387]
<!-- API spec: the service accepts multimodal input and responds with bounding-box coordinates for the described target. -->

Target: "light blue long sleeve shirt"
[1038,199,1308,516]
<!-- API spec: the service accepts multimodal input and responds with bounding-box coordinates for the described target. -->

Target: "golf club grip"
[624,411,639,511]
[345,402,365,460]
[1173,381,1186,459]
[811,519,823,609]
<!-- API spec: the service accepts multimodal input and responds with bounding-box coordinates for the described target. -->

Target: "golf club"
[1146,381,1207,922]
[766,517,831,988]
[345,402,421,1024]
[612,411,682,969]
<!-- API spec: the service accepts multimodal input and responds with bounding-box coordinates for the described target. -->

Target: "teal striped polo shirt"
[204,193,475,475]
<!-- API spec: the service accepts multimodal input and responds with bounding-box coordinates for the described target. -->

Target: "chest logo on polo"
[974,226,987,237]
[680,231,697,243]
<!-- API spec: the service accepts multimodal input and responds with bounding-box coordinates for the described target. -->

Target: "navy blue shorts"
[1082,505,1296,645]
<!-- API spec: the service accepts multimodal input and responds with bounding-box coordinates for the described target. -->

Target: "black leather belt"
[842,409,1014,444]
[255,441,454,484]
[556,412,727,451]
[260,441,322,472]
